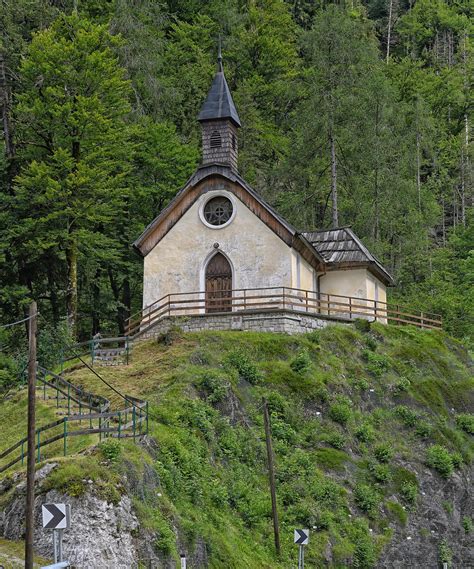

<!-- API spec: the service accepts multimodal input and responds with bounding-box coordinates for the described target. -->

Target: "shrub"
[393,377,411,395]
[362,350,390,377]
[455,414,474,435]
[354,318,371,333]
[438,539,452,567]
[354,483,380,516]
[354,423,375,443]
[400,482,418,508]
[462,516,473,534]
[99,439,122,463]
[225,350,262,385]
[426,445,455,478]
[394,405,418,428]
[415,420,432,438]
[290,349,312,373]
[329,403,351,426]
[271,416,297,444]
[369,461,392,483]
[199,371,229,403]
[373,443,394,463]
[325,432,346,450]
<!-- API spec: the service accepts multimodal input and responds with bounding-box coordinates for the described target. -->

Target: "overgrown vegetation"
[2,324,470,567]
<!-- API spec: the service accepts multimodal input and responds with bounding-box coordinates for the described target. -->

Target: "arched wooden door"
[205,253,232,313]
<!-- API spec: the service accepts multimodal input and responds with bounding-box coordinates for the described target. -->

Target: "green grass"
[0,538,50,568]
[1,324,473,568]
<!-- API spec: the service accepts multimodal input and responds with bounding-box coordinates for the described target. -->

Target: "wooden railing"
[126,287,442,337]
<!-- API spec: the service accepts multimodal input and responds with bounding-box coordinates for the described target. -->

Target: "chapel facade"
[133,53,393,329]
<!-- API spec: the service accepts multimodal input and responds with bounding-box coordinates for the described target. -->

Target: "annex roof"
[302,227,393,285]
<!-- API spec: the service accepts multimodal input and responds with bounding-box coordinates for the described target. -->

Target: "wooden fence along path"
[0,366,148,474]
[125,286,443,338]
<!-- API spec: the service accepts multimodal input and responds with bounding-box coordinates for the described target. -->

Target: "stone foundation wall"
[138,310,346,340]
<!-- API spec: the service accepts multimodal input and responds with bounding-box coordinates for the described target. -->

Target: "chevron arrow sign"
[294,528,309,545]
[42,503,69,530]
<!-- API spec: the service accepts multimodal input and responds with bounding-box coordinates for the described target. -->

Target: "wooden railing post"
[374,300,377,322]
[282,287,286,310]
[118,412,122,439]
[305,290,309,312]
[328,294,331,316]
[244,289,247,310]
[420,312,424,328]
[349,297,352,319]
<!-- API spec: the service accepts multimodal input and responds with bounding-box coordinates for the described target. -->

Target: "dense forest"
[0,0,472,352]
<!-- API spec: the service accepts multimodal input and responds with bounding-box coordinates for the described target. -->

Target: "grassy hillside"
[1,323,473,567]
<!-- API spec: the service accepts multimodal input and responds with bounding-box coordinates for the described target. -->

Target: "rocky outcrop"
[1,464,139,568]
[379,464,474,568]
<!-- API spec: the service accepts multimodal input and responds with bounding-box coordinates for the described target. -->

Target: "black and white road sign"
[42,504,70,530]
[294,529,309,545]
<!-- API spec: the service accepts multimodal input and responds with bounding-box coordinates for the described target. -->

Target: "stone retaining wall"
[138,309,351,339]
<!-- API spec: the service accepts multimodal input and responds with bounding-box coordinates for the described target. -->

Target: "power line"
[1,313,39,329]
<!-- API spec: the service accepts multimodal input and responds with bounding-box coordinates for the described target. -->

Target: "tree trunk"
[330,127,338,227]
[386,0,394,63]
[416,130,421,211]
[0,53,14,160]
[92,269,101,336]
[66,234,78,336]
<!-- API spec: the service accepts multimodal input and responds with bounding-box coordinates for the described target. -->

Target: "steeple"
[198,45,241,172]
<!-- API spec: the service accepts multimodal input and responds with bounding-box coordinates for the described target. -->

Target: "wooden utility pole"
[25,301,37,569]
[263,398,280,556]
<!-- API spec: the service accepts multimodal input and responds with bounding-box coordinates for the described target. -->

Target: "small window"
[210,130,222,148]
[204,196,233,226]
[232,134,237,150]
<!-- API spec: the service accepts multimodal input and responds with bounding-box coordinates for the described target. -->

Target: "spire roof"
[198,53,241,127]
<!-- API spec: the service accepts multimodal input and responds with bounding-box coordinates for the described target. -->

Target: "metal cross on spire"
[217,35,223,72]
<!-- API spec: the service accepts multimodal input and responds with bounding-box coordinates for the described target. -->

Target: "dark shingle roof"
[198,69,241,127]
[303,227,393,285]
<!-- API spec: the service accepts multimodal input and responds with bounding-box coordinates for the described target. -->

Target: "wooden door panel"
[205,253,232,313]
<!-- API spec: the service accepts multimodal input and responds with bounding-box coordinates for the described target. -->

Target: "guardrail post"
[99,416,102,441]
[420,312,424,328]
[328,294,331,316]
[63,419,68,457]
[118,412,122,439]
[89,396,92,429]
[305,291,308,312]
[67,384,70,414]
[374,300,377,322]
[349,297,352,319]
